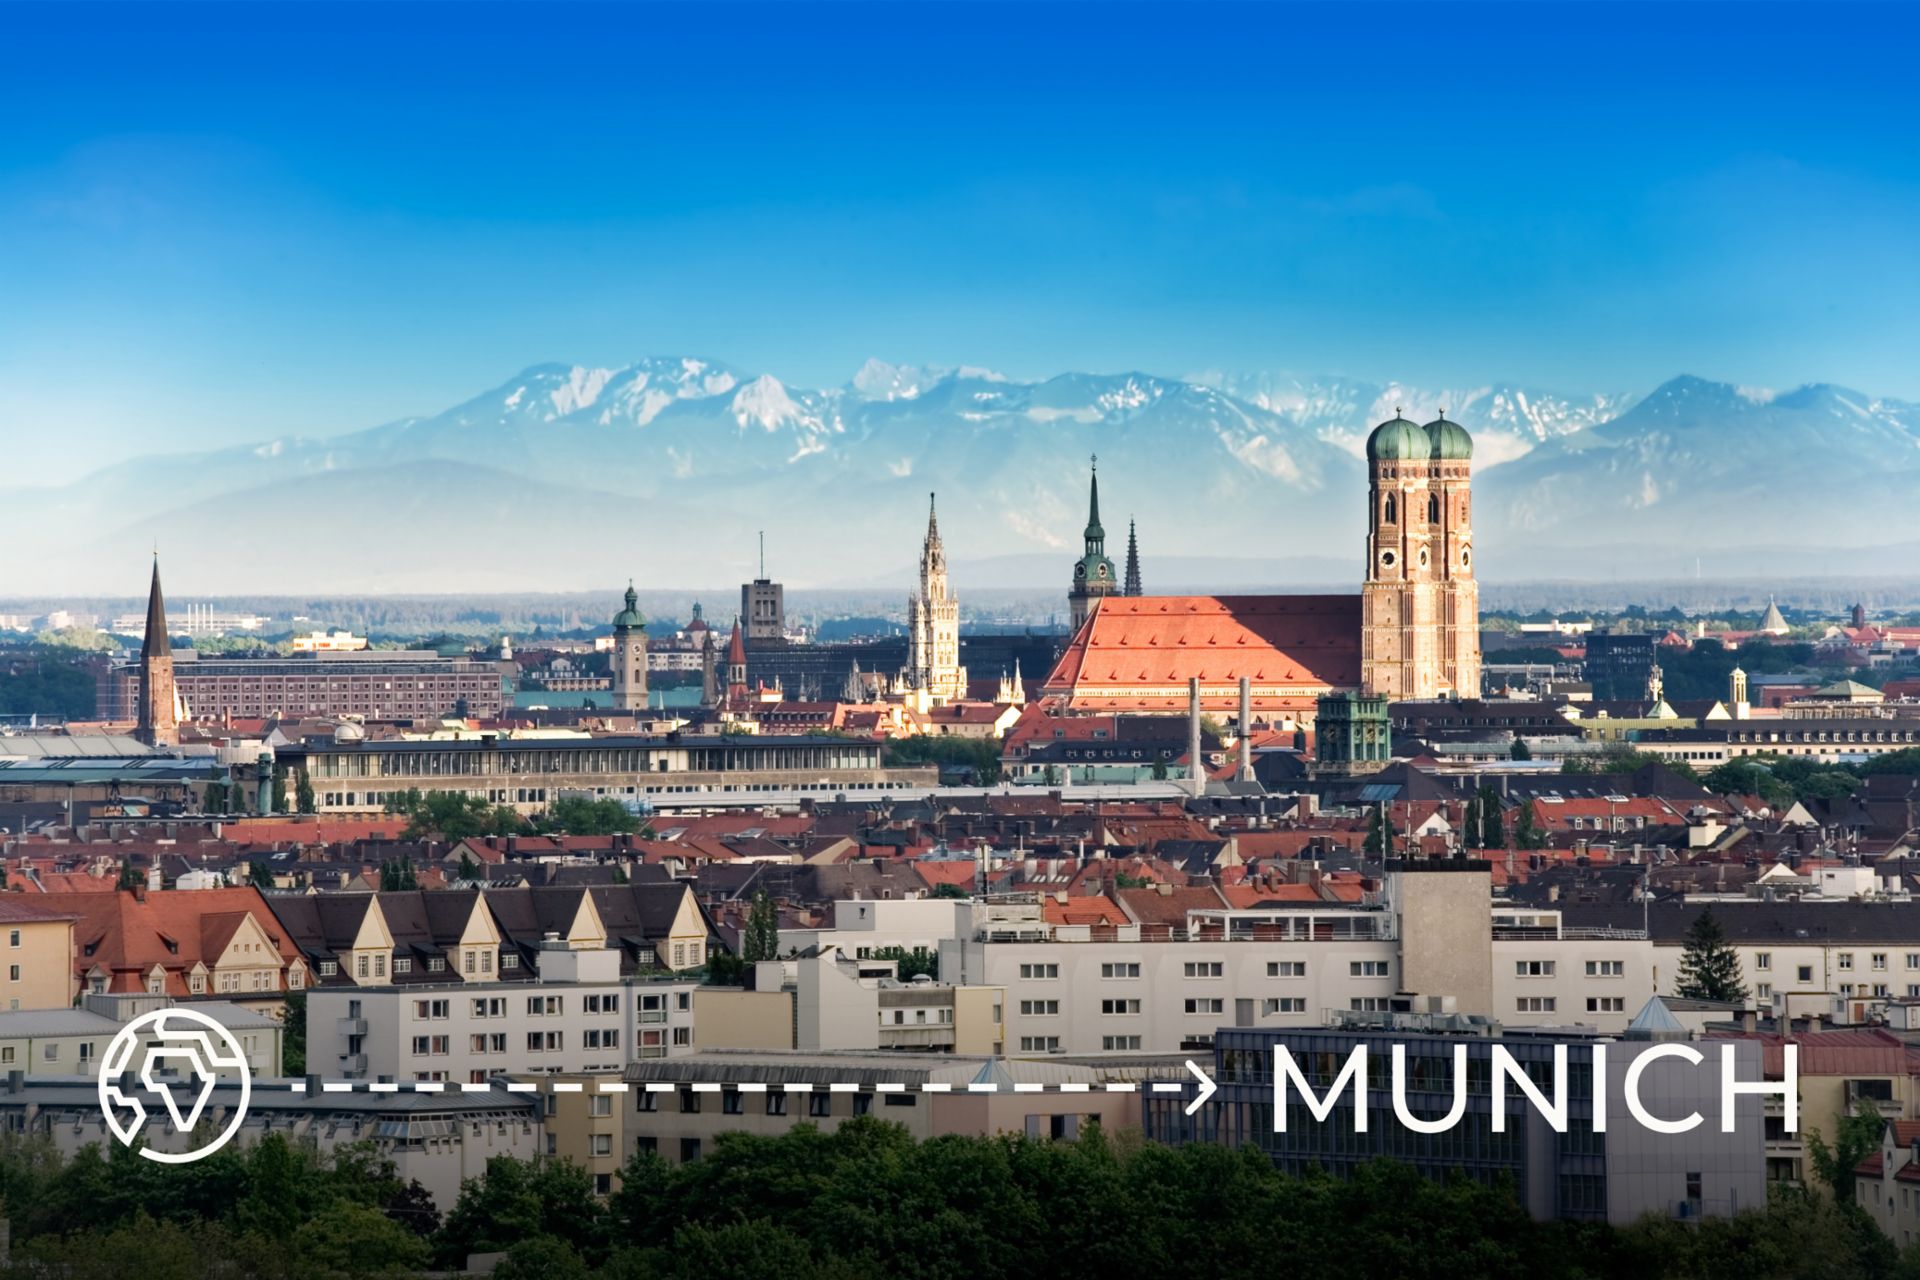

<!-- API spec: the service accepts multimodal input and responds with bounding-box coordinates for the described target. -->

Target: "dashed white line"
[692,1083,721,1094]
[369,1082,400,1093]
[782,1083,814,1093]
[828,1082,859,1093]
[645,1083,676,1093]
[460,1082,491,1093]
[551,1082,583,1093]
[289,1081,307,1093]
[875,1082,906,1093]
[1059,1082,1090,1092]
[412,1081,445,1093]
[1150,1083,1183,1093]
[920,1082,952,1092]
[739,1082,768,1093]
[505,1082,537,1093]
[1105,1083,1137,1093]
[1013,1082,1044,1093]
[967,1082,998,1093]
[321,1082,355,1093]
[598,1082,629,1092]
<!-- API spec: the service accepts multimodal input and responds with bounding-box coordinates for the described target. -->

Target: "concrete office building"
[281,732,934,815]
[696,951,1004,1055]
[1148,1020,1767,1224]
[0,1075,539,1213]
[622,1052,1134,1166]
[100,649,510,722]
[0,994,281,1078]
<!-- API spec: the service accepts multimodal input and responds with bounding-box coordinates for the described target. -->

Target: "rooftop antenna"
[758,532,765,580]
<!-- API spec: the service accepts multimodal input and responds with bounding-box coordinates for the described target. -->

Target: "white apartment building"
[0,996,282,1078]
[778,897,972,960]
[308,946,698,1083]
[941,868,1661,1055]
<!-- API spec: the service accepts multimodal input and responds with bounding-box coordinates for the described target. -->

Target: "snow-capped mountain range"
[7,360,1917,595]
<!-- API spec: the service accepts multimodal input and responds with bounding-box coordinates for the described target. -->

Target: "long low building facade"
[280,733,937,814]
[100,650,511,722]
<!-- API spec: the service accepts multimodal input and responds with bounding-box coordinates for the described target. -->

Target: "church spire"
[141,555,171,662]
[1084,454,1105,543]
[1124,517,1142,596]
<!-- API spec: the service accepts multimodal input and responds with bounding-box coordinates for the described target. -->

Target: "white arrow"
[1183,1058,1217,1116]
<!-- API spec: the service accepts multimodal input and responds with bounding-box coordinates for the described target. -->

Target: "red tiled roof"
[911,861,979,892]
[1043,594,1361,714]
[1042,894,1129,927]
[1114,884,1229,927]
[36,887,301,997]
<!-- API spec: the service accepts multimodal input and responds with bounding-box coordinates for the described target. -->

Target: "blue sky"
[3,1,1917,482]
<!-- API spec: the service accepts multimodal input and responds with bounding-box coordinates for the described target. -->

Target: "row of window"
[1513,997,1628,1014]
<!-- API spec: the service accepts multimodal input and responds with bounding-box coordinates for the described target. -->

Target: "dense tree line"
[881,735,1002,785]
[0,1119,1913,1279]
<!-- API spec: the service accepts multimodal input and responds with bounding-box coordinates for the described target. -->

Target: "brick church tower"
[1359,411,1480,700]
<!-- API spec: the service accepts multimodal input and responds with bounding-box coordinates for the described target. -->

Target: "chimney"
[146,864,162,892]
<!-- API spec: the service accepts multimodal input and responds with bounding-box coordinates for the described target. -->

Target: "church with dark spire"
[136,557,180,747]
[1123,517,1142,597]
[1068,456,1118,633]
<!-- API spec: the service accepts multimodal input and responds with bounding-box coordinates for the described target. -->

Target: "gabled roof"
[1043,594,1361,714]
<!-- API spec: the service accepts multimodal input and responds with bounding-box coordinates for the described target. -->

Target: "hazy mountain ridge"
[4,361,1912,594]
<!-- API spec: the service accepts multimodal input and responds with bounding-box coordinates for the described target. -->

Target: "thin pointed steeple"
[1124,517,1142,596]
[141,556,170,662]
[1084,453,1104,543]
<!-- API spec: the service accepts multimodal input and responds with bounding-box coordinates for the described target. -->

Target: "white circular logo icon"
[98,1008,253,1165]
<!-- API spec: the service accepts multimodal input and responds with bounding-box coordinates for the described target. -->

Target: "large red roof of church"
[1043,594,1361,714]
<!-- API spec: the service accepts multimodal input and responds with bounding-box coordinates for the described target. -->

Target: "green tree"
[1807,1101,1889,1203]
[492,1235,592,1280]
[1512,800,1547,850]
[1510,738,1532,761]
[295,772,317,815]
[930,881,969,899]
[1476,786,1506,850]
[742,890,780,963]
[537,795,639,836]
[281,989,306,1075]
[116,860,144,891]
[389,789,523,840]
[291,1199,430,1278]
[870,945,939,981]
[1364,804,1389,856]
[1675,907,1748,1004]
[456,851,481,882]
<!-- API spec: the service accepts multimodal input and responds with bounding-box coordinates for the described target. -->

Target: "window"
[413,999,448,1020]
[394,957,412,974]
[637,1091,658,1113]
[1101,999,1141,1015]
[427,957,446,973]
[722,1091,744,1115]
[1183,962,1224,979]
[501,953,519,970]
[473,998,505,1018]
[1019,1036,1062,1052]
[1757,984,1774,1000]
[1514,960,1555,978]
[680,1091,702,1114]
[1263,997,1306,1015]
[1798,966,1814,983]
[1184,998,1224,1015]
[527,995,563,1016]
[7,931,17,948]
[319,961,338,977]
[1100,962,1141,979]
[1839,953,1855,971]
[1874,954,1888,971]
[672,1027,692,1047]
[585,994,619,1014]
[1515,997,1557,1013]
[1018,963,1059,980]
[1102,1035,1143,1050]
[591,1134,613,1157]
[373,953,386,979]
[1755,953,1772,971]
[1267,961,1306,978]
[585,1029,620,1049]
[356,955,369,979]
[6,967,17,982]
[1586,997,1625,1013]
[809,1093,832,1117]
[1019,1000,1060,1016]
[766,1092,788,1116]
[1350,997,1391,1012]
[526,1031,563,1052]
[1350,961,1390,978]
[1585,960,1624,978]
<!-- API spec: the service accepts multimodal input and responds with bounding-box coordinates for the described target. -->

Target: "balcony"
[880,1024,957,1049]
[337,1017,368,1036]
[341,1053,368,1075]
